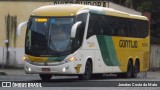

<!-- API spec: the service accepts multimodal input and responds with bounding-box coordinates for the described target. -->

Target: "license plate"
[42,68,50,72]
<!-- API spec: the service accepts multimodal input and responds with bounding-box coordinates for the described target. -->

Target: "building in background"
[0,0,54,67]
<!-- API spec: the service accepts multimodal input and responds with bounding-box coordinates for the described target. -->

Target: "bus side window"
[102,15,111,36]
[125,19,130,37]
[112,17,119,36]
[118,18,127,36]
[140,21,148,38]
[87,13,103,39]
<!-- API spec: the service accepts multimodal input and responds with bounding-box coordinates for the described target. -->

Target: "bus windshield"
[25,17,75,56]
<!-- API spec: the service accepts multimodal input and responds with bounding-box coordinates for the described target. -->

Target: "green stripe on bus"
[48,55,67,62]
[97,36,113,66]
[97,35,120,66]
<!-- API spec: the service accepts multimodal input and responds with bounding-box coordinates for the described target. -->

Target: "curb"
[0,68,25,76]
[0,64,23,69]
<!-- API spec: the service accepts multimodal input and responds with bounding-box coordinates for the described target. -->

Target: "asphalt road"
[0,69,160,90]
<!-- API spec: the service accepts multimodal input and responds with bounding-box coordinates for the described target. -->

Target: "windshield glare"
[25,17,74,56]
[49,18,73,52]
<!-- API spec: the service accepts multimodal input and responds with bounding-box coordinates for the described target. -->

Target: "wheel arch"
[128,58,133,66]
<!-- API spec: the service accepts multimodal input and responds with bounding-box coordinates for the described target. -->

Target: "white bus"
[17,4,150,81]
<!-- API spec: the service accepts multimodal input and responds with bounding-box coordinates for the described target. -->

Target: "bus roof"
[31,4,88,17]
[31,4,148,21]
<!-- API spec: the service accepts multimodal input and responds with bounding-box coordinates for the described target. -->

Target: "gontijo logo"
[119,40,138,48]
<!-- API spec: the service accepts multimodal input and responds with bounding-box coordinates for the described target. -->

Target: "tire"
[39,74,52,81]
[78,61,92,80]
[132,61,139,78]
[125,60,133,78]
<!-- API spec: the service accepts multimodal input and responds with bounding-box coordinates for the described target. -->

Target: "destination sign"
[53,1,107,7]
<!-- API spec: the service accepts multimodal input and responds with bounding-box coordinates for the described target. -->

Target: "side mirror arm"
[71,21,82,38]
[17,21,28,36]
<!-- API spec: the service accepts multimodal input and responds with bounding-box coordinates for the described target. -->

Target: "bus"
[17,4,150,81]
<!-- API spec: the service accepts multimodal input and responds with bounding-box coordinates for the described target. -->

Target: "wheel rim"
[127,62,132,78]
[128,66,132,77]
[133,63,139,77]
[85,65,90,77]
[85,62,91,79]
[135,63,139,73]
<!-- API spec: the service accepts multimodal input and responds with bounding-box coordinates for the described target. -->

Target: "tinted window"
[87,14,103,38]
[87,13,149,39]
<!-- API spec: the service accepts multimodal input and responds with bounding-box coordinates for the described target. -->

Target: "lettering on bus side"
[119,40,138,48]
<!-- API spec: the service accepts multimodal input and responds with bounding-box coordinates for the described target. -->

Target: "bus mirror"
[71,21,82,38]
[17,21,28,37]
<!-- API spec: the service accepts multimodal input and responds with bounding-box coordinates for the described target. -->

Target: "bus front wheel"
[39,74,52,81]
[78,61,92,80]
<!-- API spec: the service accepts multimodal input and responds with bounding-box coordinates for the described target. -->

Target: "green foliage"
[138,1,152,12]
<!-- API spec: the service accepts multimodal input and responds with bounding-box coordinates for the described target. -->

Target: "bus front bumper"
[24,61,77,74]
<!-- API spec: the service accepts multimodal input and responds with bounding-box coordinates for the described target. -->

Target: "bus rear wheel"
[39,74,52,81]
[125,60,133,78]
[78,61,92,80]
[132,61,139,78]
[117,60,133,78]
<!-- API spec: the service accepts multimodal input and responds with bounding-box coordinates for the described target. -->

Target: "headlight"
[59,57,76,64]
[23,55,30,62]
[69,57,76,62]
[23,56,27,61]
